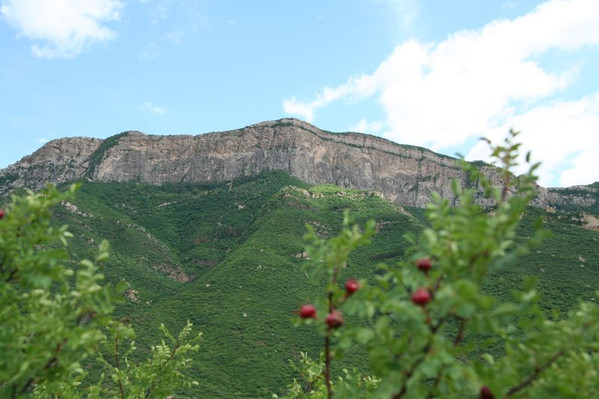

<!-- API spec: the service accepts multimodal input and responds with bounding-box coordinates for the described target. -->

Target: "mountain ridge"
[1,118,597,210]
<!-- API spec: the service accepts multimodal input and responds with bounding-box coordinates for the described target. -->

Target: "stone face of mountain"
[0,137,103,194]
[0,118,596,209]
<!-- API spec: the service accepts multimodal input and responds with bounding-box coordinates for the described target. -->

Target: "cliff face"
[89,120,470,207]
[0,137,103,194]
[0,119,596,209]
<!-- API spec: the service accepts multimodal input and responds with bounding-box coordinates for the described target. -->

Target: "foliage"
[0,185,200,398]
[87,321,201,398]
[12,170,596,397]
[85,132,130,178]
[287,130,599,398]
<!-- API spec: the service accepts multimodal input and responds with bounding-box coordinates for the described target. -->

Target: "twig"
[114,334,125,399]
[324,289,333,399]
[392,317,447,398]
[145,341,182,398]
[506,350,563,397]
[453,316,466,346]
[323,261,343,399]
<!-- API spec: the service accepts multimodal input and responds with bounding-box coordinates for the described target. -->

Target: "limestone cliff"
[0,119,596,210]
[0,137,102,194]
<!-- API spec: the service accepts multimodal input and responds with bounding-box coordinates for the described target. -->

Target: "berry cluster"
[298,278,361,329]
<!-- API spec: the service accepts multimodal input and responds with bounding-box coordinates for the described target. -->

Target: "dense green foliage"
[283,132,599,398]
[3,142,598,397]
[0,186,201,398]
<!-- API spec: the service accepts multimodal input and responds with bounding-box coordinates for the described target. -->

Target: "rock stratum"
[1,118,596,209]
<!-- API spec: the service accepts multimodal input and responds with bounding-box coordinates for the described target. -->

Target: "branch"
[453,316,467,346]
[323,263,342,399]
[392,317,447,399]
[145,340,182,398]
[114,334,125,399]
[5,268,19,283]
[506,350,563,397]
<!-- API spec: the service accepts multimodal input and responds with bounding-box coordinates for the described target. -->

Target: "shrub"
[286,131,599,398]
[0,185,201,398]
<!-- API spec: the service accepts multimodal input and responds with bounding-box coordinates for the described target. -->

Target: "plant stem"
[506,350,563,397]
[114,333,125,399]
[324,262,342,399]
[324,330,332,399]
[324,288,333,399]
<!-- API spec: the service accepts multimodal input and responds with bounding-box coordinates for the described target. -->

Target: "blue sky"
[1,0,598,187]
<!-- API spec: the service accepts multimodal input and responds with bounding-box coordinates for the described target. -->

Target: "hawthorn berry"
[479,386,495,399]
[299,304,317,319]
[411,288,431,306]
[417,257,432,272]
[344,279,360,296]
[325,310,344,328]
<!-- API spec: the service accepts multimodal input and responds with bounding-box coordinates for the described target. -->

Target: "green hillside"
[49,172,599,398]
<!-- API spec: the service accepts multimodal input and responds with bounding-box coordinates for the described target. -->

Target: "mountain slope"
[1,121,598,397]
[48,173,599,398]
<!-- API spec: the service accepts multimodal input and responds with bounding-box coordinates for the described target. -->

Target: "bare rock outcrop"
[0,137,102,194]
[0,119,596,210]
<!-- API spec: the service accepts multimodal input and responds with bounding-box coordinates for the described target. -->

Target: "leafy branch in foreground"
[0,185,201,398]
[88,320,201,399]
[285,130,599,398]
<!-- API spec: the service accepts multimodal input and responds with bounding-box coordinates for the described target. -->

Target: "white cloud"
[142,102,166,115]
[283,75,378,122]
[283,0,599,186]
[349,119,385,134]
[560,149,599,186]
[36,137,49,144]
[466,93,599,186]
[282,98,315,122]
[1,0,123,59]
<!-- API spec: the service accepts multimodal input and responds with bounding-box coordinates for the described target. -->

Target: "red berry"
[479,386,495,399]
[0,209,4,219]
[325,310,344,329]
[411,288,431,306]
[344,279,360,296]
[417,257,432,272]
[299,304,317,319]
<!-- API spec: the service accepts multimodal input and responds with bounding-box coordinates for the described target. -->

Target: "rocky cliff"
[1,118,596,209]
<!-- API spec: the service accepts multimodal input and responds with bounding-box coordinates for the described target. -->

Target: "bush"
[286,131,599,398]
[0,185,201,398]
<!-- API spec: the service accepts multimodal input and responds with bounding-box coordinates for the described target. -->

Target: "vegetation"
[0,185,200,398]
[283,131,599,398]
[85,132,130,178]
[1,133,598,397]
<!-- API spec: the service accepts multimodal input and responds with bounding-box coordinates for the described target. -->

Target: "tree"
[0,185,201,398]
[286,131,599,398]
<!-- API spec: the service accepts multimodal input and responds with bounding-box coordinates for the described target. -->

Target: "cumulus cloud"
[466,93,599,186]
[283,0,599,186]
[0,0,123,58]
[142,102,166,115]
[560,149,599,186]
[349,119,385,134]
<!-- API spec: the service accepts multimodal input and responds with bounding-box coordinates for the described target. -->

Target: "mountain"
[2,118,597,210]
[2,119,598,397]
[49,173,599,398]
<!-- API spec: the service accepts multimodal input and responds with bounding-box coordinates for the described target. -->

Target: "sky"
[1,0,598,187]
